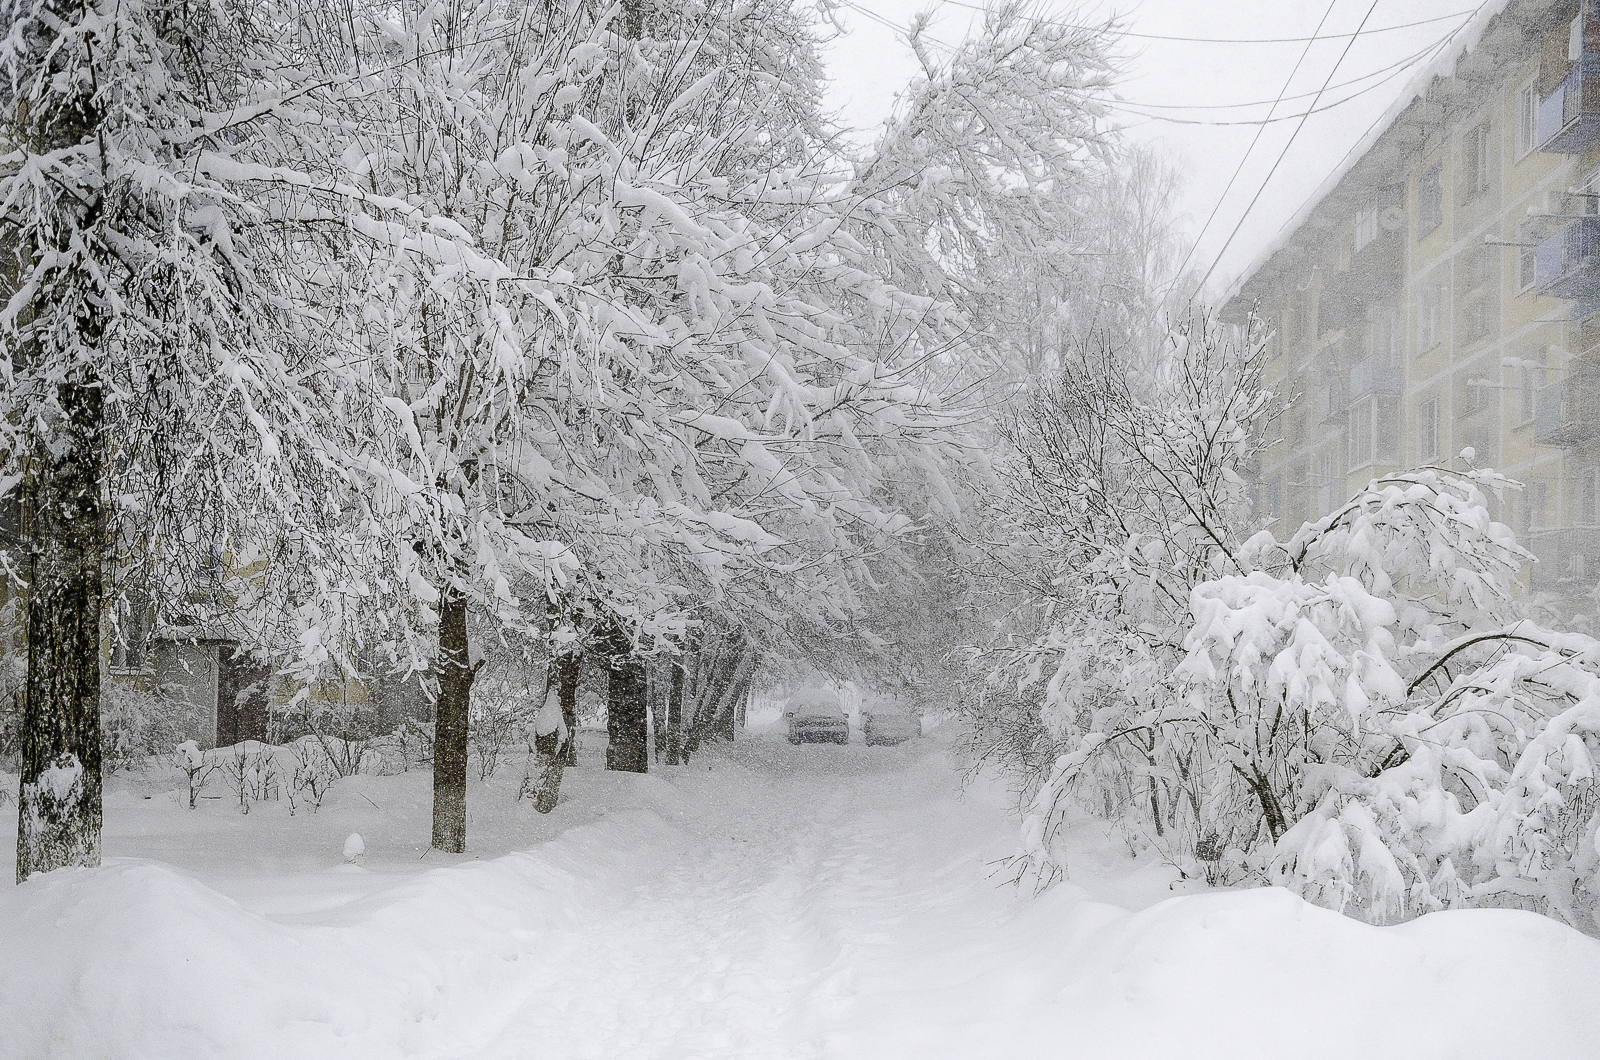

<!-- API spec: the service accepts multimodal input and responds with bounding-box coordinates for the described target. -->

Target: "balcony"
[1317,286,1367,334]
[1538,53,1600,154]
[1533,370,1600,446]
[1349,357,1400,400]
[1534,216,1600,302]
[1527,527,1600,593]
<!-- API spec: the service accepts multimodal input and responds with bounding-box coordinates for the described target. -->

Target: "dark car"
[785,689,849,745]
[862,710,921,746]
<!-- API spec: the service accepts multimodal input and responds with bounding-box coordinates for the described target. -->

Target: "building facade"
[1227,0,1600,599]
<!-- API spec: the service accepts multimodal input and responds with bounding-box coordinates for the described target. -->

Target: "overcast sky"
[821,0,1485,297]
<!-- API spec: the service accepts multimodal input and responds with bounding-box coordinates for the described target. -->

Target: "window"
[1520,244,1537,291]
[1464,247,1493,290]
[1519,349,1546,423]
[1462,299,1492,342]
[1418,282,1443,350]
[1517,78,1539,157]
[1259,477,1280,519]
[1349,398,1372,467]
[1373,307,1403,366]
[1418,161,1444,237]
[1529,480,1549,531]
[1354,208,1379,254]
[1456,372,1487,417]
[1461,123,1491,198]
[1416,397,1440,463]
[1315,452,1338,514]
[1579,466,1600,525]
[1376,394,1399,458]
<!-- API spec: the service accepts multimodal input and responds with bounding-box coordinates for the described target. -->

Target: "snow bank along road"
[4,737,1600,1060]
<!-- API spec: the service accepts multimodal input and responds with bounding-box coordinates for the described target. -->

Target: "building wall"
[1242,2,1600,601]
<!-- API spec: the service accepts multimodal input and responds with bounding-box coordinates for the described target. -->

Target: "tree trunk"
[666,664,683,766]
[12,0,110,884]
[16,382,105,883]
[649,661,666,763]
[558,649,579,767]
[603,628,647,773]
[529,726,565,814]
[431,592,472,852]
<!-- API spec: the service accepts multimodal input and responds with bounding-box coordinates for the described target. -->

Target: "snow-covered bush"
[102,684,195,775]
[984,308,1600,931]
[375,718,433,774]
[981,314,1273,888]
[172,740,216,810]
[471,677,531,781]
[282,738,338,815]
[219,742,279,814]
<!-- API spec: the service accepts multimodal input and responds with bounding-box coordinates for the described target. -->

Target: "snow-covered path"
[5,736,1600,1060]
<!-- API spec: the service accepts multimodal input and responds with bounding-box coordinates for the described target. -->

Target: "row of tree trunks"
[682,634,758,761]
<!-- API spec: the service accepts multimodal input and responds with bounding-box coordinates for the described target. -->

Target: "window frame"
[1418,281,1444,350]
[1516,75,1539,159]
[1418,161,1444,238]
[1416,396,1440,464]
[1461,122,1492,199]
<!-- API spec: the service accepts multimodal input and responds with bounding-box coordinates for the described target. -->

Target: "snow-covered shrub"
[375,718,433,774]
[981,314,1274,889]
[101,684,195,775]
[220,742,279,814]
[985,309,1600,930]
[172,740,217,810]
[282,737,338,815]
[471,677,531,781]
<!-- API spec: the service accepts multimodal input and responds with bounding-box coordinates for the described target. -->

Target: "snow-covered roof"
[1223,0,1522,305]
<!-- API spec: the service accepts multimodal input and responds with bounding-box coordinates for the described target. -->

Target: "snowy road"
[5,736,1600,1059]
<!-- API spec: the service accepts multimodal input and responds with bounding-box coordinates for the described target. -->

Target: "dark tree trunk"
[604,628,647,773]
[431,592,473,852]
[666,664,683,766]
[12,0,111,884]
[529,717,565,815]
[557,649,579,767]
[16,382,105,883]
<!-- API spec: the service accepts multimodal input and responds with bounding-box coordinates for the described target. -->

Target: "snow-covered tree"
[0,0,376,879]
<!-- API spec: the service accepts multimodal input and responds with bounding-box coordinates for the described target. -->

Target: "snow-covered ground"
[3,726,1600,1060]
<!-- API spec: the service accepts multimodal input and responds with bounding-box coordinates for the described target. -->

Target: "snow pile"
[2,738,1597,1060]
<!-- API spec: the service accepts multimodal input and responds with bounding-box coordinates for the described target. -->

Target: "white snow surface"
[2,732,1599,1060]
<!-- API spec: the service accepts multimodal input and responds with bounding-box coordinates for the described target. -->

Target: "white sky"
[821,0,1483,297]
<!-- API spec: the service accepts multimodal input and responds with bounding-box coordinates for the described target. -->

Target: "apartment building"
[1226,0,1600,598]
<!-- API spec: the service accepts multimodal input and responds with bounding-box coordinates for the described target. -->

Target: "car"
[784,689,849,745]
[862,709,921,746]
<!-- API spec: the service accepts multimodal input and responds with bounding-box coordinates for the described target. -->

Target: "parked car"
[862,710,921,746]
[785,689,849,745]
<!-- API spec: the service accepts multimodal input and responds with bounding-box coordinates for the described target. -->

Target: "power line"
[1194,0,1388,297]
[936,0,1475,45]
[1110,57,1427,127]
[1168,0,1343,288]
[1116,35,1448,111]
